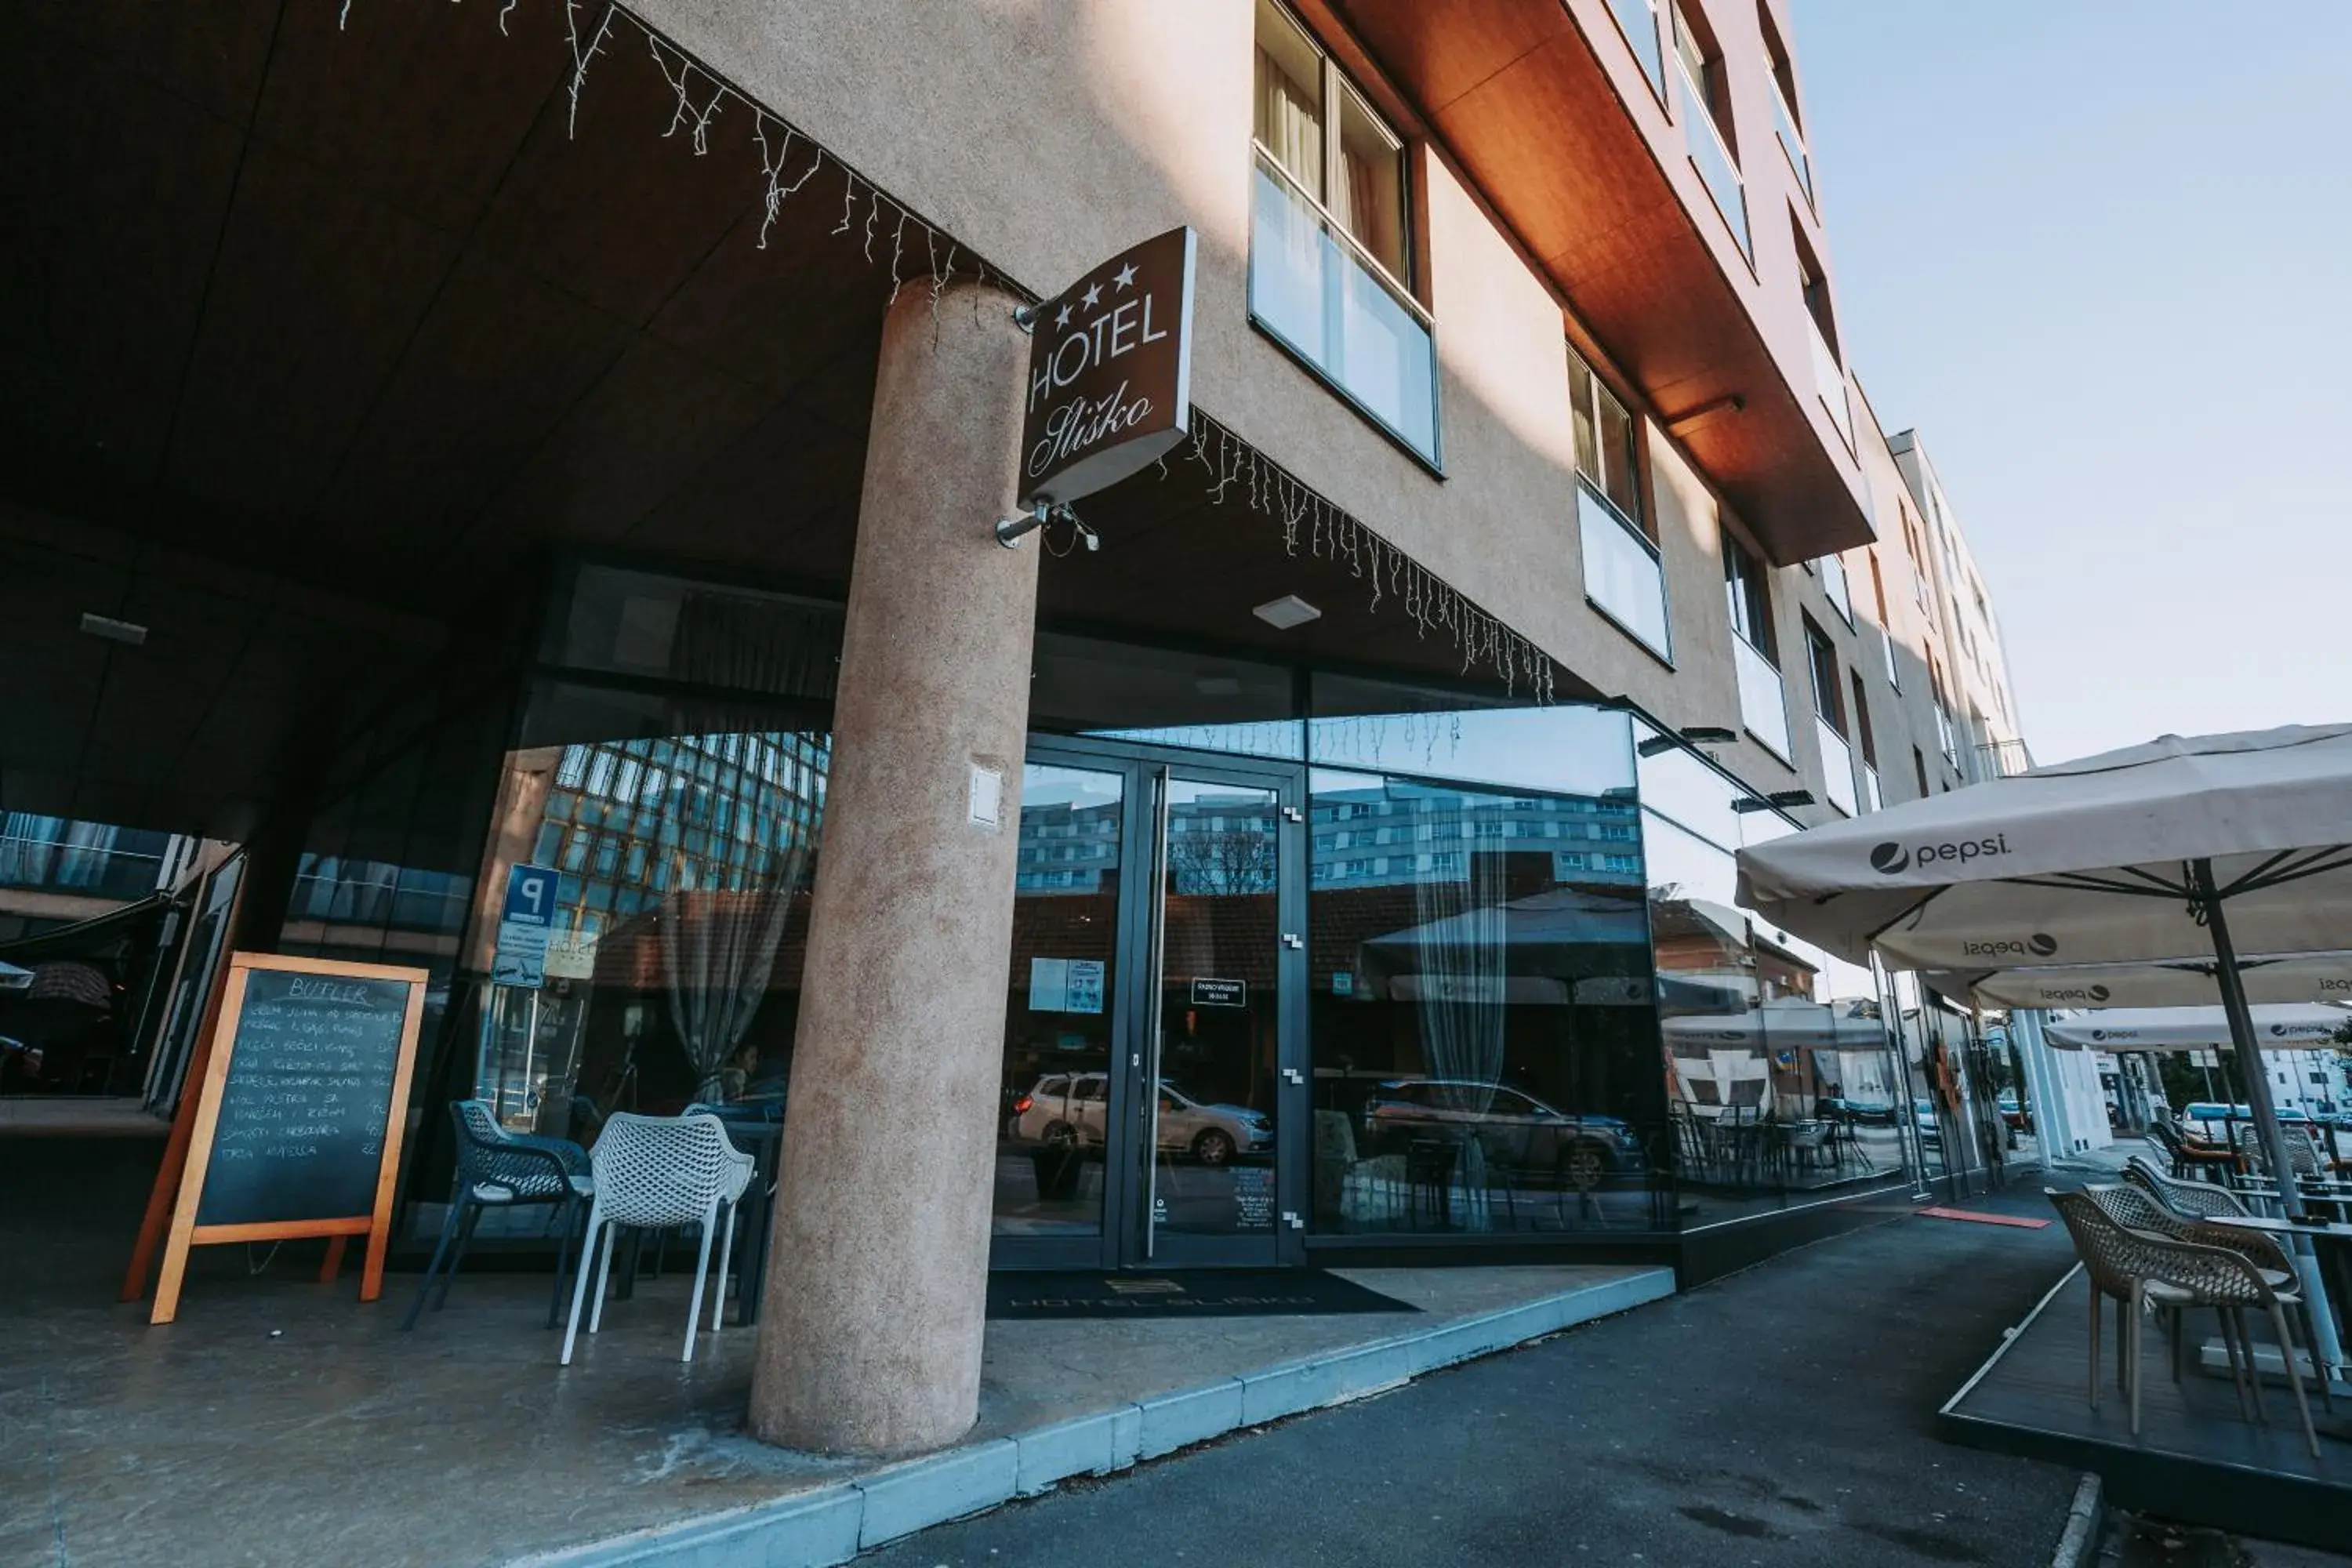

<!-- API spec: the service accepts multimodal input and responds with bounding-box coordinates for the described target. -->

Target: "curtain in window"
[659,754,813,1104]
[1334,147,1401,277]
[1410,812,1510,1229]
[1255,49,1322,198]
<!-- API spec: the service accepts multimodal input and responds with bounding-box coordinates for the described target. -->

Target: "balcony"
[1770,77,1812,206]
[1327,0,1877,562]
[1808,315,1853,452]
[1578,483,1671,659]
[1815,719,1857,815]
[1880,626,1901,690]
[1733,633,1791,761]
[1250,151,1439,464]
[1675,61,1750,261]
[1861,762,1883,812]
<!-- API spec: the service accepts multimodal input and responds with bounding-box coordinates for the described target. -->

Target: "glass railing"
[1818,552,1854,627]
[1675,62,1750,260]
[1816,719,1857,815]
[1733,633,1791,760]
[1861,763,1883,812]
[1578,483,1670,659]
[1808,314,1853,451]
[1606,0,1665,100]
[1250,151,1439,463]
[1771,77,1812,205]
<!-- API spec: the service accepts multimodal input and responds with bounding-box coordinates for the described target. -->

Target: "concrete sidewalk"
[867,1185,2091,1568]
[3,1138,1671,1568]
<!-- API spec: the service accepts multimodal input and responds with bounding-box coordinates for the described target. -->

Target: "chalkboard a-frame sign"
[149,953,428,1324]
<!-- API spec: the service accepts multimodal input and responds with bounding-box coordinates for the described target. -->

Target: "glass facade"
[281,564,1929,1261]
[1305,706,1662,1234]
[1634,720,1914,1225]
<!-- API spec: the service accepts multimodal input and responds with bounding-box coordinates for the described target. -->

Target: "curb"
[509,1267,1674,1566]
[2049,1472,2103,1568]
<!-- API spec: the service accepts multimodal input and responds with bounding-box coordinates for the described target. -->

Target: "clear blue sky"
[1789,1,2350,765]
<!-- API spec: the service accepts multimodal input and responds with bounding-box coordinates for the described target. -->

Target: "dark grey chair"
[402,1099,593,1331]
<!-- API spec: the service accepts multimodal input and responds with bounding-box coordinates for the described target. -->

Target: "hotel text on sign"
[1020,227,1196,507]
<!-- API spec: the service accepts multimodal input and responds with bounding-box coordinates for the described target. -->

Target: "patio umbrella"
[1734,724,2352,1225]
[2042,1002,2351,1051]
[1927,950,2352,1011]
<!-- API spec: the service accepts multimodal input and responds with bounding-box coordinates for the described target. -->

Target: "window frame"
[1249,0,1443,469]
[1802,615,1846,736]
[1722,530,1777,663]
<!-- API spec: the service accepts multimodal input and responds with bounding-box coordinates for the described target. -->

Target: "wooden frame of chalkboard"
[149,953,429,1325]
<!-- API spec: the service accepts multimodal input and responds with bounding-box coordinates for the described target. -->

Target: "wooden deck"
[1940,1264,2352,1552]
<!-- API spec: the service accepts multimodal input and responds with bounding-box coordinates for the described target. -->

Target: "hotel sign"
[1020,226,1196,507]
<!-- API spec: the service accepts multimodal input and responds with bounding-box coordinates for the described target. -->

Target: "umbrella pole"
[2194,858,2343,1381]
[2194,859,2306,1221]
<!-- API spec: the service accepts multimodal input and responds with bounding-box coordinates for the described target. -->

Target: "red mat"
[1917,1206,2049,1229]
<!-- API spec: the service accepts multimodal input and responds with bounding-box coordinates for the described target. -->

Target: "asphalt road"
[871,1185,2090,1567]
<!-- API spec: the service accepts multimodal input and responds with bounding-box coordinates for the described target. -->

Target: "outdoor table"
[2210,1214,2352,1377]
[713,1114,783,1326]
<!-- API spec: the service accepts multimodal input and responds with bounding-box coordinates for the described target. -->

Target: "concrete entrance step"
[513,1266,1673,1567]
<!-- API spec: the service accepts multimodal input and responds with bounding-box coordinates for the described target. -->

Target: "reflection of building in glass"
[1312,782,1643,890]
[530,732,829,949]
[468,728,830,1131]
[1014,796,1123,893]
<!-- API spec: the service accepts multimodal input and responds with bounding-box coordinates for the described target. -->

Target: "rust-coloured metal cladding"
[1019,226,1196,507]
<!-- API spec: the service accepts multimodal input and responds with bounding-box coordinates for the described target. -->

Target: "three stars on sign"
[1053,260,1142,330]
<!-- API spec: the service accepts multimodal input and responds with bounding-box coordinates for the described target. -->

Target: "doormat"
[987,1269,1419,1319]
[1916,1206,2050,1229]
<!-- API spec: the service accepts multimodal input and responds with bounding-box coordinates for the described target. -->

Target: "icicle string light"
[339,2,1544,698]
[1178,411,1557,703]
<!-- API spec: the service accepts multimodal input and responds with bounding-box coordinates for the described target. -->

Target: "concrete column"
[749,279,1036,1456]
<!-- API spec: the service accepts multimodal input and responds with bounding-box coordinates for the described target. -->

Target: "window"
[1723,530,1790,760]
[1864,552,1900,690]
[1251,1,1438,462]
[1914,746,1930,799]
[1606,0,1667,101]
[1803,619,1844,735]
[1567,348,1643,521]
[1805,617,1855,813]
[1723,532,1774,655]
[1569,347,1668,658]
[1901,507,1933,612]
[1848,671,1878,767]
[1671,1,1749,257]
[1818,550,1854,627]
[1760,5,1811,205]
[1793,223,1850,449]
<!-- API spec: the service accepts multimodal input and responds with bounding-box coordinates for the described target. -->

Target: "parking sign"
[492,863,559,989]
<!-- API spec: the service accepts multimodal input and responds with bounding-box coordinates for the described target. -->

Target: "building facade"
[7,0,2028,1452]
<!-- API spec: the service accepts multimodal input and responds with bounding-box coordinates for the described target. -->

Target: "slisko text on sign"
[1020,226,1196,507]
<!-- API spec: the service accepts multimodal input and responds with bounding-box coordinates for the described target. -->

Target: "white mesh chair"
[561,1113,754,1365]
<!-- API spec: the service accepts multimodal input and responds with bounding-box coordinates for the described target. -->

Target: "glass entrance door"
[1140,767,1297,1267]
[990,742,1304,1271]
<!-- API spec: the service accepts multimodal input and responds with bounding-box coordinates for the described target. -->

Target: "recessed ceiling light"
[1252,594,1321,630]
